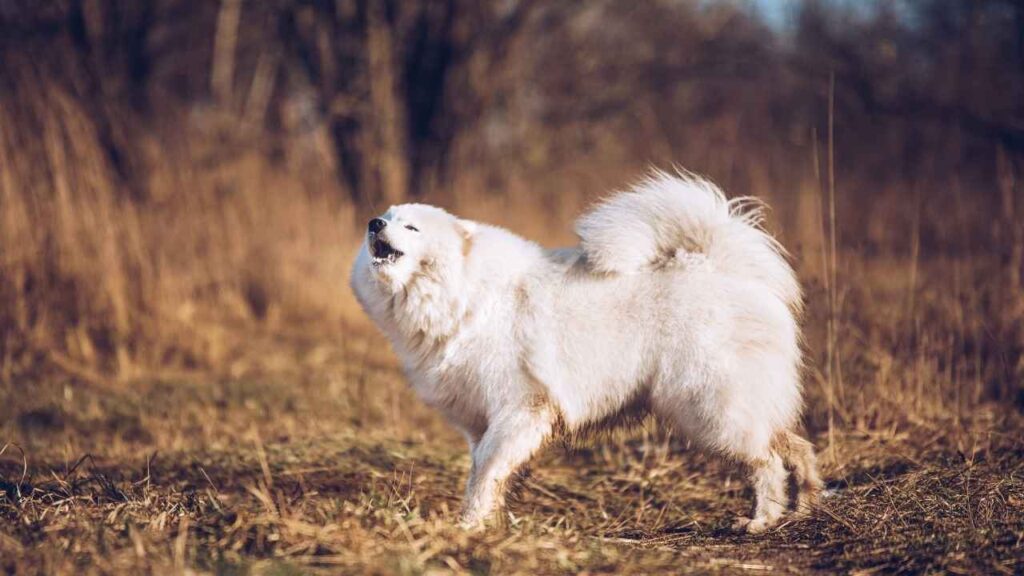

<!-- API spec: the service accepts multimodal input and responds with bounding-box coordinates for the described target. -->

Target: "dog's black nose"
[368,218,387,234]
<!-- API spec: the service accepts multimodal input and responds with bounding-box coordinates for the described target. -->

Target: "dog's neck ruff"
[383,260,469,350]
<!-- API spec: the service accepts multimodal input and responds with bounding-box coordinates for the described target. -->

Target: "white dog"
[351,170,822,533]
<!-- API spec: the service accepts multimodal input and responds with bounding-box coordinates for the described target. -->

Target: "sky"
[745,0,899,30]
[748,0,798,29]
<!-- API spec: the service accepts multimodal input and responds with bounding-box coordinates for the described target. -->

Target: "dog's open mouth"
[370,235,404,265]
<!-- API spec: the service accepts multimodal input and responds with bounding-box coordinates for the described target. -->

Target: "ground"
[1,326,1022,575]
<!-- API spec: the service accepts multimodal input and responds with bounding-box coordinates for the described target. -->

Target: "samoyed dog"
[350,170,822,533]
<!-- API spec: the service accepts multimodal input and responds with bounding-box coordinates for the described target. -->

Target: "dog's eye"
[404,224,419,232]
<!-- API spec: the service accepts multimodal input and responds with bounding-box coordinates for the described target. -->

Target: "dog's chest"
[407,326,510,431]
[409,358,488,439]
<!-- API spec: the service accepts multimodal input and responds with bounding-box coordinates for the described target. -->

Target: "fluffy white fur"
[350,170,822,533]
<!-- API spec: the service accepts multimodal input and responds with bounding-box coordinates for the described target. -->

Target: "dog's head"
[356,203,476,290]
[351,204,477,336]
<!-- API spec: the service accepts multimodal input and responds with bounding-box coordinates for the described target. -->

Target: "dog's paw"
[731,516,753,532]
[731,516,774,534]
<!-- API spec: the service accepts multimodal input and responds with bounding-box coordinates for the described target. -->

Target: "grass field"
[2,2,1023,573]
[2,255,1023,574]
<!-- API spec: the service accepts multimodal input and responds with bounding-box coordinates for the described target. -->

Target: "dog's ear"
[457,219,477,259]
[456,219,477,239]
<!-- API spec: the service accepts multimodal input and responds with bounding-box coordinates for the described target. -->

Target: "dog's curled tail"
[575,169,801,312]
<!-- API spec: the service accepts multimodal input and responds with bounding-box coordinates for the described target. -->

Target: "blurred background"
[1,0,1022,436]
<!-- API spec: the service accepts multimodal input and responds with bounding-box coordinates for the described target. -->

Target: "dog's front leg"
[459,409,552,528]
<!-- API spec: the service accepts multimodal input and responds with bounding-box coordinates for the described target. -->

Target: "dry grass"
[3,422,1020,575]
[2,251,1023,574]
[0,66,360,382]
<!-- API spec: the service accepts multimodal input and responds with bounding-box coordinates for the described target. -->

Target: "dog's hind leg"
[653,376,794,533]
[775,430,823,516]
[731,448,788,534]
[460,407,553,528]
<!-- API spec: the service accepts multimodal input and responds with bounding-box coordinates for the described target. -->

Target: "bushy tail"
[575,169,801,312]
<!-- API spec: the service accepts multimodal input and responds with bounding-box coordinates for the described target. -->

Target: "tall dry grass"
[2,83,1021,435]
[0,61,360,384]
[0,44,1021,447]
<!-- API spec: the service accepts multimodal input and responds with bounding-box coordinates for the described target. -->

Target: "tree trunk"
[364,0,408,206]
